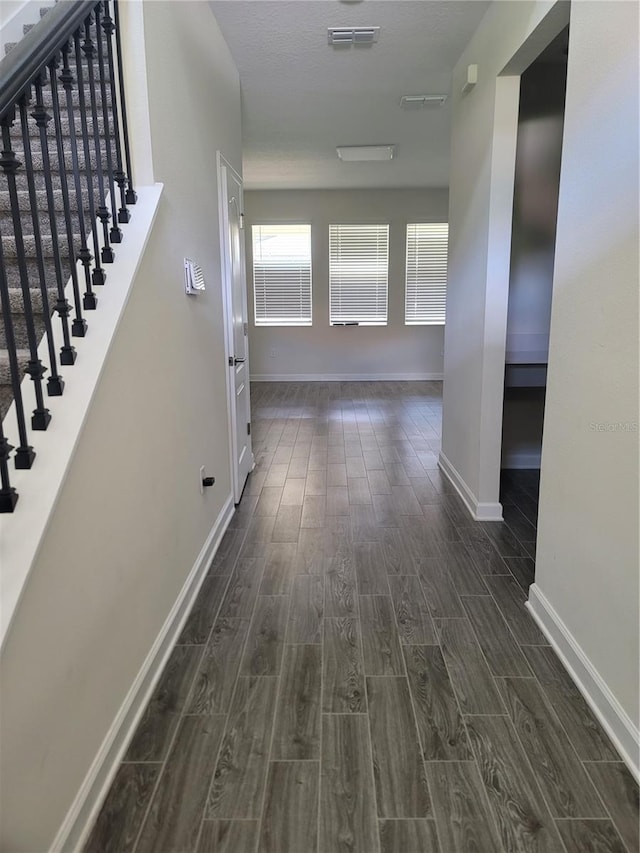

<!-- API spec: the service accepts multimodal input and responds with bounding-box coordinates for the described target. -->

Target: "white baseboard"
[250,373,444,382]
[502,451,541,469]
[51,494,235,853]
[438,450,503,521]
[527,584,640,782]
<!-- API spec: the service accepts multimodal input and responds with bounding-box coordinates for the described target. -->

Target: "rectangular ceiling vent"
[328,27,380,46]
[400,95,448,109]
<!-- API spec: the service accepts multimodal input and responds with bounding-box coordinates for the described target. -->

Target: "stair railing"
[0,0,136,512]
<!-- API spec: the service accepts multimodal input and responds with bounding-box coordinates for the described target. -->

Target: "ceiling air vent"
[400,95,448,109]
[328,27,380,46]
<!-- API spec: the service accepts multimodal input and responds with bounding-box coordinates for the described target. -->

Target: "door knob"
[234,357,246,365]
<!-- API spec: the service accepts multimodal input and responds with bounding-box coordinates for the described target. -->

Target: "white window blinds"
[329,224,389,325]
[252,224,312,326]
[405,223,449,325]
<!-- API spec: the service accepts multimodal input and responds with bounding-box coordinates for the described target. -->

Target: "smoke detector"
[400,95,448,109]
[328,27,380,46]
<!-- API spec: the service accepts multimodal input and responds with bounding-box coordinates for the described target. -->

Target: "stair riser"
[0,187,96,213]
[0,314,48,350]
[7,142,116,176]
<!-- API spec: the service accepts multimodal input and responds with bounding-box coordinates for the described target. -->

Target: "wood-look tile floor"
[85,381,639,853]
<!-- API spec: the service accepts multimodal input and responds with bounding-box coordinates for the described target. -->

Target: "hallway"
[85,382,638,853]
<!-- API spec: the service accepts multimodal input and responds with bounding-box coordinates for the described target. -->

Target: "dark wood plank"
[466,714,565,852]
[297,528,332,575]
[136,715,226,853]
[387,575,437,644]
[287,575,324,643]
[359,596,404,676]
[368,469,392,495]
[196,820,259,853]
[259,762,319,853]
[209,527,246,576]
[583,762,639,853]
[380,528,418,574]
[325,552,356,617]
[124,644,203,762]
[254,486,283,517]
[264,463,289,487]
[178,575,230,644]
[403,645,471,761]
[372,493,401,527]
[501,677,607,818]
[186,618,250,715]
[348,477,373,505]
[281,478,306,507]
[480,521,529,557]
[555,819,627,853]
[272,505,302,542]
[327,462,348,487]
[434,541,487,596]
[259,543,297,595]
[207,677,278,819]
[350,505,384,542]
[272,644,322,760]
[240,596,289,676]
[461,595,531,676]
[242,515,275,548]
[426,761,505,853]
[354,542,389,595]
[326,485,350,517]
[390,485,422,515]
[320,714,380,853]
[416,556,465,618]
[503,556,536,592]
[218,557,266,618]
[378,820,440,853]
[83,763,161,853]
[366,677,431,818]
[323,617,366,713]
[483,575,548,645]
[437,618,505,714]
[522,646,619,761]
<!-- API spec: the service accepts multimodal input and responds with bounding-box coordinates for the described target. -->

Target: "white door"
[217,153,253,503]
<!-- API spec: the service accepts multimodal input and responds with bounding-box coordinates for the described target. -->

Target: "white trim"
[527,584,640,782]
[250,373,444,382]
[0,185,163,650]
[438,450,503,521]
[501,451,542,469]
[51,494,235,853]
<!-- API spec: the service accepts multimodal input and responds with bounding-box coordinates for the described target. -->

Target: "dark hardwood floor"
[84,381,638,853]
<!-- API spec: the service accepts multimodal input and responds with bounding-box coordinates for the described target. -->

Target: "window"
[252,224,312,326]
[405,223,449,325]
[329,224,389,325]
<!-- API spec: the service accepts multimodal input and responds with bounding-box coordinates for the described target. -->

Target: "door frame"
[216,150,253,504]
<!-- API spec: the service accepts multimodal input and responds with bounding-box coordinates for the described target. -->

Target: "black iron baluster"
[74,29,106,289]
[94,2,121,244]
[17,93,64,397]
[82,15,114,264]
[101,0,129,223]
[1,110,51,429]
[113,0,136,205]
[60,40,97,311]
[0,415,18,512]
[31,72,76,366]
[0,228,35,468]
[47,57,87,339]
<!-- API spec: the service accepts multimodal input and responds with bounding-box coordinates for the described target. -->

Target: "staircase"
[0,0,136,510]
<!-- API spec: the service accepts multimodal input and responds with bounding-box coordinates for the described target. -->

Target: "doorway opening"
[500,27,569,577]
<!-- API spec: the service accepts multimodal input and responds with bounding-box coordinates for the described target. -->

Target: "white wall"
[244,189,448,380]
[0,3,242,850]
[441,0,568,513]
[533,0,639,751]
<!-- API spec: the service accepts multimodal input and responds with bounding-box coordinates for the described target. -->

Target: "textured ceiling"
[210,0,491,190]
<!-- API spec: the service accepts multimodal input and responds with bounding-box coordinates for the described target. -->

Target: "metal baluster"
[113,0,136,205]
[60,40,97,311]
[74,29,106,288]
[82,15,114,264]
[47,57,87,338]
[101,0,130,223]
[94,2,121,244]
[31,72,76,366]
[1,110,51,429]
[0,227,35,469]
[17,92,64,396]
[0,415,19,512]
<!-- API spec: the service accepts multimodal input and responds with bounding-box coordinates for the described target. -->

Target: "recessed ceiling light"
[400,94,448,109]
[328,27,380,46]
[336,145,395,162]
